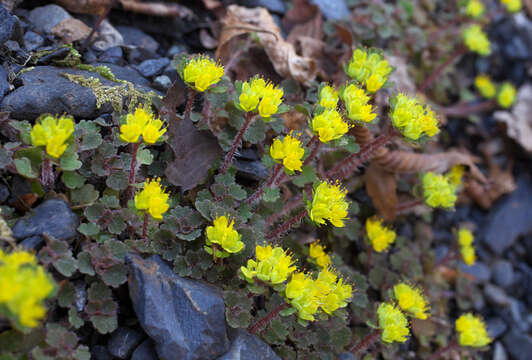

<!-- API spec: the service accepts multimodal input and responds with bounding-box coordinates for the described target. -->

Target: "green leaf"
[71,184,99,205]
[68,308,84,329]
[263,187,280,202]
[86,282,118,334]
[228,184,247,201]
[294,103,312,117]
[9,120,32,144]
[336,135,360,154]
[106,172,128,191]
[14,157,37,178]
[77,251,95,276]
[60,152,82,171]
[57,282,76,308]
[78,223,99,237]
[100,195,120,208]
[0,147,13,170]
[137,148,154,165]
[276,104,290,114]
[243,118,267,144]
[107,216,126,235]
[54,256,78,277]
[85,203,105,222]
[62,171,85,189]
[101,264,128,288]
[280,307,297,316]
[293,165,317,187]
[80,132,102,151]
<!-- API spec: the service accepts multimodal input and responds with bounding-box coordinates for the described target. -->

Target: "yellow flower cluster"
[0,249,55,329]
[120,106,166,144]
[341,84,377,123]
[310,109,350,143]
[309,181,349,228]
[465,0,485,18]
[205,216,244,257]
[238,77,284,118]
[463,25,491,56]
[30,115,74,158]
[377,303,410,343]
[455,313,492,347]
[285,268,352,321]
[366,217,396,253]
[319,85,339,109]
[497,82,516,108]
[393,283,430,320]
[447,165,465,187]
[240,245,296,285]
[346,48,392,93]
[458,228,476,265]
[422,172,458,209]
[182,56,224,92]
[269,133,305,172]
[500,0,522,13]
[308,241,332,268]
[134,178,170,220]
[475,75,496,99]
[390,94,439,140]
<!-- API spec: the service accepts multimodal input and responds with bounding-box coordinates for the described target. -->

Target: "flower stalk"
[41,157,54,190]
[221,112,254,174]
[142,212,149,240]
[349,328,381,355]
[185,89,195,121]
[244,163,283,205]
[428,338,458,360]
[247,302,290,334]
[419,45,467,93]
[266,208,308,241]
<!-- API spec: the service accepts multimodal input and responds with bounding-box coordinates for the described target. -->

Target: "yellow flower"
[319,85,339,109]
[238,78,265,112]
[0,249,55,329]
[285,272,321,321]
[120,106,150,143]
[134,178,170,220]
[497,82,516,108]
[269,133,305,172]
[346,48,392,93]
[463,25,491,56]
[182,56,224,92]
[142,119,166,144]
[258,83,284,118]
[393,283,430,320]
[422,172,458,209]
[447,165,465,187]
[501,0,522,13]
[455,313,492,347]
[30,115,74,158]
[309,181,349,227]
[240,245,296,285]
[315,268,352,315]
[475,75,496,99]
[458,228,476,265]
[390,94,439,140]
[205,215,244,255]
[308,241,332,268]
[377,303,410,343]
[365,217,396,253]
[310,109,349,143]
[341,84,377,123]
[465,0,485,18]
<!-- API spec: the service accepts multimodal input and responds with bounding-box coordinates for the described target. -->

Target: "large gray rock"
[482,176,532,255]
[1,64,153,120]
[128,254,230,360]
[0,66,9,100]
[218,329,281,360]
[116,26,159,53]
[107,327,144,359]
[131,339,158,360]
[0,4,17,46]
[28,4,71,34]
[503,330,532,360]
[12,199,78,241]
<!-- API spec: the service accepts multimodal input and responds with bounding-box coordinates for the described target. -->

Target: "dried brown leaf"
[216,5,317,85]
[54,0,193,18]
[51,18,92,43]
[365,162,397,221]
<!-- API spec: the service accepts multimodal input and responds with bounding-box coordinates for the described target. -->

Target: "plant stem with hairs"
[245,163,283,205]
[184,89,195,121]
[266,208,308,241]
[41,157,54,190]
[429,339,458,360]
[419,45,467,93]
[221,112,254,174]
[349,328,381,355]
[248,302,290,334]
[142,212,149,239]
[125,142,141,201]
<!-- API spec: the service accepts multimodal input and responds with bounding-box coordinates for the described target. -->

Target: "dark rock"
[310,0,349,20]
[502,330,532,360]
[459,262,491,283]
[131,339,159,360]
[107,327,145,359]
[28,4,71,34]
[0,66,9,100]
[23,31,44,51]
[126,47,159,65]
[0,4,17,46]
[12,199,78,241]
[135,58,170,78]
[91,20,124,51]
[516,263,532,307]
[0,64,154,120]
[487,317,508,339]
[433,245,449,263]
[493,342,508,360]
[237,0,286,14]
[0,183,9,203]
[338,353,357,360]
[153,75,172,91]
[167,44,189,58]
[492,260,515,288]
[484,284,510,306]
[91,345,113,360]
[128,254,230,360]
[234,160,268,181]
[482,176,532,255]
[218,329,281,360]
[98,46,124,65]
[19,235,44,252]
[163,64,178,83]
[116,26,159,53]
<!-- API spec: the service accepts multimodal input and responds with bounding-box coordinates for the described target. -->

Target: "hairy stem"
[419,45,466,93]
[266,208,308,241]
[349,328,381,355]
[185,88,195,121]
[247,302,290,335]
[395,199,425,214]
[245,163,283,205]
[142,212,149,239]
[221,112,254,174]
[442,99,497,117]
[433,244,458,269]
[429,339,458,360]
[41,157,54,190]
[128,142,140,186]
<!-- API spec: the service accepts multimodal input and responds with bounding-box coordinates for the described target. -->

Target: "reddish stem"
[419,45,467,93]
[221,112,254,174]
[81,0,117,51]
[128,142,140,185]
[265,193,303,227]
[185,89,195,121]
[395,199,425,214]
[434,244,458,269]
[142,212,149,239]
[265,208,308,241]
[429,339,458,360]
[303,135,321,166]
[245,163,283,205]
[248,302,290,335]
[442,100,497,117]
[41,157,54,190]
[349,328,381,355]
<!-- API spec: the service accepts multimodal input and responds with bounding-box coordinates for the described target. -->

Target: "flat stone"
[310,0,349,20]
[459,262,491,283]
[503,330,532,360]
[128,254,230,360]
[167,44,189,58]
[0,66,9,100]
[98,46,124,65]
[493,342,508,360]
[0,4,17,46]
[131,339,159,360]
[153,75,172,91]
[28,4,71,34]
[0,183,8,203]
[116,26,159,53]
[487,317,508,339]
[484,284,511,306]
[482,176,532,255]
[218,329,281,360]
[92,19,124,51]
[23,31,44,51]
[135,58,170,78]
[234,159,268,181]
[91,345,113,360]
[492,260,515,288]
[107,327,144,359]
[19,235,45,252]
[12,199,78,241]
